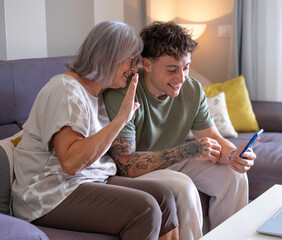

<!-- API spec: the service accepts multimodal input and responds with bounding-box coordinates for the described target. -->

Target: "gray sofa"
[0,56,282,239]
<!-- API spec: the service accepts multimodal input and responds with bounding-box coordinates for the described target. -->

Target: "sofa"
[0,56,282,239]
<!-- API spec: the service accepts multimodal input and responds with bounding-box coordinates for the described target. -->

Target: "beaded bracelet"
[228,148,237,162]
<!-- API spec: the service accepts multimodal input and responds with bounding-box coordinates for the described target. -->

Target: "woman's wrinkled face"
[111,56,140,89]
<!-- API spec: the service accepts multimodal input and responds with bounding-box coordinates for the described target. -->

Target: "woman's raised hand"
[117,73,140,125]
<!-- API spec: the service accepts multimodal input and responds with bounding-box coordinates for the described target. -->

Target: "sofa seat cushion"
[228,132,282,200]
[37,226,119,240]
[0,214,49,240]
[0,124,21,140]
[198,191,210,217]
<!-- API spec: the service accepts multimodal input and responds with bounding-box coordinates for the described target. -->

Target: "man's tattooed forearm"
[176,140,207,160]
[109,137,207,176]
[108,137,136,176]
[109,137,135,158]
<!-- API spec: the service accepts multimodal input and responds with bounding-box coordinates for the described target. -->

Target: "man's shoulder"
[186,76,202,88]
[103,84,127,100]
[181,76,203,95]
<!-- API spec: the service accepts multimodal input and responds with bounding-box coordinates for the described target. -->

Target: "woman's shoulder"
[36,73,91,106]
[36,74,65,98]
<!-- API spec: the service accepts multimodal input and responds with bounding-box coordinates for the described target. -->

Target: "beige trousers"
[137,169,203,240]
[169,160,249,230]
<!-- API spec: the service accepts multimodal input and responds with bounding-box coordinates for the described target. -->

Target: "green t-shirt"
[103,68,214,151]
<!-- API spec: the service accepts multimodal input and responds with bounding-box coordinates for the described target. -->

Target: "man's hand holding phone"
[228,129,263,173]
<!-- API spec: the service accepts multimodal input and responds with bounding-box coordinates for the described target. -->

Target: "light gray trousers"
[139,160,248,240]
[137,169,203,240]
[169,160,248,230]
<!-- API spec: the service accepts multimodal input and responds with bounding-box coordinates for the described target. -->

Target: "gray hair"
[66,21,143,85]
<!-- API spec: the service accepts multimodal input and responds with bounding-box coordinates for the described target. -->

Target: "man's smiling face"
[143,54,191,100]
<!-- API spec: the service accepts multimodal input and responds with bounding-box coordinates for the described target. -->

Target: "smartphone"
[239,129,264,158]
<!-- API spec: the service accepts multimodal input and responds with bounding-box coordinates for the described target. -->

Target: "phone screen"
[239,129,264,158]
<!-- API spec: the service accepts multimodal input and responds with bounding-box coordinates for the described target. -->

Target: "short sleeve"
[190,81,215,130]
[23,76,92,148]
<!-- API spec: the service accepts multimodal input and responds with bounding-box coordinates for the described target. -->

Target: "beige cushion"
[187,92,237,140]
[206,92,237,137]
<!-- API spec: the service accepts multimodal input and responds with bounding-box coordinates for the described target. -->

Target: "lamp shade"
[180,24,207,40]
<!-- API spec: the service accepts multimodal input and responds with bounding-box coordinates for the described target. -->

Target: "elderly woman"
[12,21,181,240]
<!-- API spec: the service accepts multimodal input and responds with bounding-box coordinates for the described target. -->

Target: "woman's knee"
[108,175,179,237]
[145,181,177,211]
[121,192,162,240]
[144,181,178,236]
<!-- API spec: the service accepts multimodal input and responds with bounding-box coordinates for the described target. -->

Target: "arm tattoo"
[109,137,208,177]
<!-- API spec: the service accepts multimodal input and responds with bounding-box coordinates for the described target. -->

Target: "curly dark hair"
[140,21,198,60]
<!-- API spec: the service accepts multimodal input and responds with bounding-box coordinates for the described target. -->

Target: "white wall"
[124,0,146,32]
[0,0,7,60]
[0,0,136,60]
[94,0,124,24]
[3,0,47,60]
[45,0,94,57]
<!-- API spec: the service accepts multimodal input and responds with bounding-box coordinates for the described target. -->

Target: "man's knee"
[229,170,248,188]
[167,171,199,204]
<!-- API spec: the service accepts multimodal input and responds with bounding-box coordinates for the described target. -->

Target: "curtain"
[233,0,282,101]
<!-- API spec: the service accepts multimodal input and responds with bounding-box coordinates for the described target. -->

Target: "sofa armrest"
[251,100,282,132]
[0,214,49,240]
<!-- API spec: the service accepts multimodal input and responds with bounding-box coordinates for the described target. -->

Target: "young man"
[103,21,256,239]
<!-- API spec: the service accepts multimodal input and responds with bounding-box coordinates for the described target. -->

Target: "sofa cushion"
[187,92,237,140]
[203,76,259,132]
[0,214,49,240]
[252,100,282,132]
[37,226,119,240]
[207,92,237,138]
[0,124,21,141]
[0,62,14,126]
[11,56,74,122]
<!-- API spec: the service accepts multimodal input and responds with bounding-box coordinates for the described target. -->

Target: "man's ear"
[142,57,152,72]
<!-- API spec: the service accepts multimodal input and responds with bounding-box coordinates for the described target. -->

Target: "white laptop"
[257,207,282,237]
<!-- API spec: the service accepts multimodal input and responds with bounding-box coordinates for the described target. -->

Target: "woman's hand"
[228,142,257,173]
[116,73,140,125]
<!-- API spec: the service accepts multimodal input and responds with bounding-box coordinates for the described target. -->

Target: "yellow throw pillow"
[203,76,259,132]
